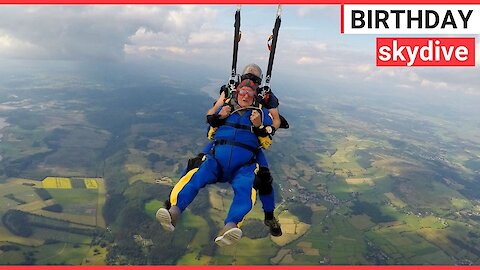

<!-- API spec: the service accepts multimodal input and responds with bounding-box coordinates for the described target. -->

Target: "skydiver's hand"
[219,85,228,96]
[250,110,262,127]
[207,92,227,116]
[218,106,231,119]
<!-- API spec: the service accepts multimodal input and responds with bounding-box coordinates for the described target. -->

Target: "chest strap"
[224,122,253,132]
[214,139,259,154]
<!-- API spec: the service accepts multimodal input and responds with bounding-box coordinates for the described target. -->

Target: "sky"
[0,5,479,97]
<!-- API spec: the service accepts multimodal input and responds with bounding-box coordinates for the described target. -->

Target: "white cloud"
[0,5,220,61]
[128,27,167,43]
[420,79,449,90]
[0,34,14,47]
[0,5,478,97]
[364,68,396,81]
[465,87,480,96]
[166,6,217,30]
[395,84,413,89]
[296,5,330,17]
[356,64,371,73]
[165,46,187,55]
[407,71,420,82]
[188,30,228,45]
[297,56,323,65]
[0,33,45,58]
[123,44,187,56]
[314,43,328,50]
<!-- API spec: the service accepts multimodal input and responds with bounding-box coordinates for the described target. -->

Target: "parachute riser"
[227,6,241,99]
[260,5,281,99]
[265,9,281,84]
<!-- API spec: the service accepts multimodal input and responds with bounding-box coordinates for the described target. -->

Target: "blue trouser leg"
[201,141,215,154]
[256,150,268,167]
[224,163,256,225]
[259,190,275,213]
[171,157,218,212]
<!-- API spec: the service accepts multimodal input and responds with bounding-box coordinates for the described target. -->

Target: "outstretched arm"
[206,91,226,116]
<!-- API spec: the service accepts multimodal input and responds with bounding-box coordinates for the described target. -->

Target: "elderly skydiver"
[164,64,284,237]
[156,76,274,247]
[207,63,283,236]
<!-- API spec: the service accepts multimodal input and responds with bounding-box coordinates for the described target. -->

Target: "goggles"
[240,73,262,85]
[238,88,256,97]
[237,79,258,91]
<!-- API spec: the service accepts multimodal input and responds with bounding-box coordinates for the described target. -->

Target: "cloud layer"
[0,5,478,96]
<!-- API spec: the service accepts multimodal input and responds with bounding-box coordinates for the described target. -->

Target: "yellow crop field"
[0,226,44,246]
[84,178,99,189]
[349,214,376,230]
[177,253,212,265]
[208,188,226,211]
[384,192,407,208]
[33,210,97,227]
[42,177,72,189]
[278,254,295,264]
[15,199,54,212]
[303,247,320,256]
[271,249,291,264]
[346,178,374,186]
[9,178,42,187]
[271,216,310,246]
[96,178,106,228]
[82,245,107,265]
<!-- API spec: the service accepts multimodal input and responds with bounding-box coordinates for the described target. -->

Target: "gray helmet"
[241,63,263,85]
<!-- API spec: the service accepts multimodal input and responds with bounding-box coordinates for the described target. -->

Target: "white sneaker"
[214,227,242,247]
[156,208,175,232]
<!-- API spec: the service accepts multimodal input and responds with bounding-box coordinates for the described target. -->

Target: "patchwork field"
[143,184,311,265]
[0,176,106,264]
[2,78,480,265]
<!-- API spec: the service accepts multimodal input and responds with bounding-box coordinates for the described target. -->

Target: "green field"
[0,177,104,264]
[2,79,480,265]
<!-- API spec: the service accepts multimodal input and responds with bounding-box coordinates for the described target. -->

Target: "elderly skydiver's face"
[237,86,256,108]
[236,78,258,108]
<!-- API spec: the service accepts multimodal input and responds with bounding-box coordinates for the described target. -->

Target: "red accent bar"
[2,0,480,4]
[2,267,480,270]
[376,37,475,67]
[340,4,344,33]
[5,267,480,269]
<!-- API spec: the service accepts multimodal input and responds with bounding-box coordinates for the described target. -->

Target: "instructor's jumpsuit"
[169,106,273,225]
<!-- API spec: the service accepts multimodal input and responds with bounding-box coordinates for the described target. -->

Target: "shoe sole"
[214,228,242,247]
[265,220,283,237]
[156,208,175,232]
[271,230,283,237]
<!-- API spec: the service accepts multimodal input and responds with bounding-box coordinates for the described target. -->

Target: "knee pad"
[186,153,205,172]
[254,167,273,195]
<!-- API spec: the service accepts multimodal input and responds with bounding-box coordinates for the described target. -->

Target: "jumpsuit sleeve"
[262,107,273,126]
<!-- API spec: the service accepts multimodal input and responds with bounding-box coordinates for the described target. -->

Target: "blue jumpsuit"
[191,92,279,214]
[170,106,273,225]
[200,138,274,213]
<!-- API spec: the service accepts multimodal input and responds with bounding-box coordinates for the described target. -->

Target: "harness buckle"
[258,85,271,99]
